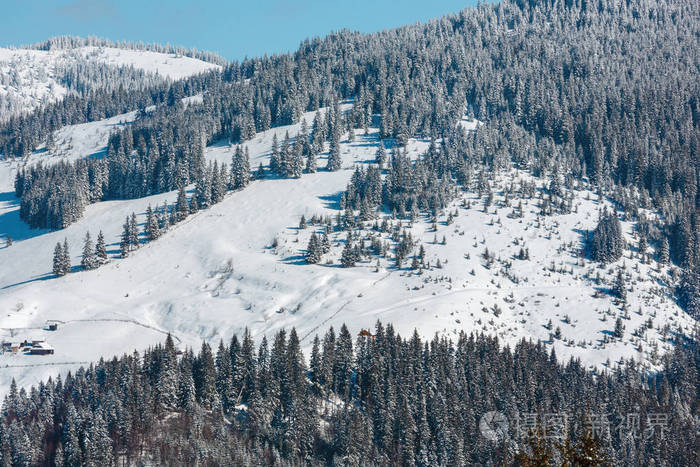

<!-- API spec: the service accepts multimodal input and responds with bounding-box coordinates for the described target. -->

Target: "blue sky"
[0,0,479,61]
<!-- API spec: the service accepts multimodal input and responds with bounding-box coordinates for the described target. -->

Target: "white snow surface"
[0,46,219,120]
[77,47,220,80]
[0,110,694,396]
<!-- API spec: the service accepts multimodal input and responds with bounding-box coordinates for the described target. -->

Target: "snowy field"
[0,106,695,396]
[0,46,219,120]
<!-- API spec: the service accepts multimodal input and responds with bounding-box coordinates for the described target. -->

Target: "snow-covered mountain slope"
[0,46,219,120]
[76,47,220,80]
[0,109,138,244]
[0,112,694,395]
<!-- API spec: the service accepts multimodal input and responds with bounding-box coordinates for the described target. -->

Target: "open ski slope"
[0,109,695,396]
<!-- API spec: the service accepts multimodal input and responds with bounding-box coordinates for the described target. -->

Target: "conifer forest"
[0,0,698,465]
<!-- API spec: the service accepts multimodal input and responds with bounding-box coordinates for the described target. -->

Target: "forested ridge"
[7,0,698,267]
[1,322,698,465]
[22,36,226,65]
[0,35,222,123]
[2,2,700,463]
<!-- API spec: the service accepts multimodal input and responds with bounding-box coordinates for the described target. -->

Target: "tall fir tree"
[128,212,139,249]
[80,232,98,270]
[95,230,108,263]
[306,232,322,264]
[120,217,131,258]
[60,238,70,275]
[590,209,624,263]
[145,205,160,241]
[326,131,342,171]
[341,233,356,268]
[270,133,281,175]
[231,145,251,189]
[53,242,65,276]
[176,186,188,221]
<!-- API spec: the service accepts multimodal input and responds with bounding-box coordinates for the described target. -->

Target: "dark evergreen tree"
[326,131,342,172]
[591,210,624,263]
[341,233,356,268]
[614,316,625,338]
[176,186,188,221]
[60,238,70,275]
[95,230,108,263]
[305,232,322,264]
[375,141,387,168]
[128,212,139,249]
[120,217,131,258]
[80,232,98,270]
[613,269,627,303]
[270,133,281,175]
[231,145,251,189]
[658,238,670,265]
[52,242,65,276]
[145,205,160,241]
[677,270,700,319]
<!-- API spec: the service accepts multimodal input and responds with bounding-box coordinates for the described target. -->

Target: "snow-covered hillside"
[0,46,219,120]
[0,108,694,395]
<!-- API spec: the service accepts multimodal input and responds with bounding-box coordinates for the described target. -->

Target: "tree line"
[1,321,697,465]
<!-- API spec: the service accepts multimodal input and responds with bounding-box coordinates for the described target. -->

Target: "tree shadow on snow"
[280,254,308,266]
[1,272,54,290]
[318,192,342,210]
[0,192,51,243]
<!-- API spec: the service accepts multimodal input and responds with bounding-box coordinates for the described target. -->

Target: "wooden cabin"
[29,342,54,355]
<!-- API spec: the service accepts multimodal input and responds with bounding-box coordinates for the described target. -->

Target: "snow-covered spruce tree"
[279,131,291,177]
[193,341,219,410]
[168,203,178,225]
[326,131,342,171]
[195,167,212,209]
[677,269,700,320]
[145,205,160,241]
[176,186,189,221]
[215,340,234,412]
[211,161,227,203]
[321,231,331,254]
[95,230,108,263]
[340,233,356,268]
[120,217,131,258]
[311,110,325,154]
[306,233,322,264]
[614,316,625,338]
[189,192,199,213]
[60,238,71,275]
[612,269,627,303]
[158,203,170,231]
[80,232,98,270]
[231,145,251,189]
[52,242,65,276]
[287,139,302,178]
[128,212,139,249]
[590,209,624,264]
[269,133,281,175]
[305,133,317,174]
[375,141,387,168]
[658,237,670,265]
